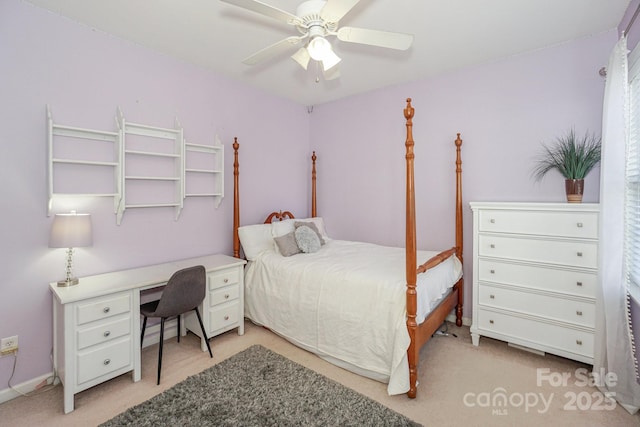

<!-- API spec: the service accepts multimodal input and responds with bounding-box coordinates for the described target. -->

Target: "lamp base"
[57,278,79,287]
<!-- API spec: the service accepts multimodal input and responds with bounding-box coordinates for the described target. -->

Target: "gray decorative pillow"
[274,231,301,257]
[294,225,321,253]
[294,221,325,245]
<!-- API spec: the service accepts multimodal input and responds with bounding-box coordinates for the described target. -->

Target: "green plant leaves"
[532,129,602,181]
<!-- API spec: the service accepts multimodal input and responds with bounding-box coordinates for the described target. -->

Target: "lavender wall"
[310,30,615,318]
[0,0,309,391]
[0,0,619,397]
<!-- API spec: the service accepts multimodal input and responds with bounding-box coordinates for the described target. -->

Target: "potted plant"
[532,129,602,203]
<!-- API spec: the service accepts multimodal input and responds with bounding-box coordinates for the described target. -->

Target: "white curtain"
[595,35,640,414]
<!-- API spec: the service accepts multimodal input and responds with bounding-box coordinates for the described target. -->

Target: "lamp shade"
[49,213,93,248]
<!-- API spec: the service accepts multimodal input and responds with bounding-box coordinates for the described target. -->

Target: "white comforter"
[244,239,462,394]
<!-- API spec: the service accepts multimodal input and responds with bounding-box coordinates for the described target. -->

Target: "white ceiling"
[25,0,631,106]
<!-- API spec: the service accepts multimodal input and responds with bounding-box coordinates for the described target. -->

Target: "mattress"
[244,239,462,394]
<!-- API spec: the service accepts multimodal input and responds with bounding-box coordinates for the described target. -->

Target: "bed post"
[454,134,464,326]
[311,151,317,217]
[233,137,240,258]
[404,98,418,399]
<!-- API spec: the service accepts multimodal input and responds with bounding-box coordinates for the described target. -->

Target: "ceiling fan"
[220,0,414,80]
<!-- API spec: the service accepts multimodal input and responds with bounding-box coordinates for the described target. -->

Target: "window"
[628,46,640,300]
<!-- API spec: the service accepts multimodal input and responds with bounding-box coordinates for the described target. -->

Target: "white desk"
[50,254,246,414]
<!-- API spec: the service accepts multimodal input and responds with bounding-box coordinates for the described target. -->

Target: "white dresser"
[50,254,246,413]
[469,202,599,364]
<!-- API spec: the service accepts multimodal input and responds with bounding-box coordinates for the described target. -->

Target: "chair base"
[140,307,213,385]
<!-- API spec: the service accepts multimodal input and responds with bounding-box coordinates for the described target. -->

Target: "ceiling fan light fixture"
[321,49,341,71]
[307,35,332,61]
[291,47,311,70]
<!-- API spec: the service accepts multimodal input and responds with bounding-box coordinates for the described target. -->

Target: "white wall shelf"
[47,106,121,216]
[184,135,224,207]
[116,109,184,225]
[47,106,224,223]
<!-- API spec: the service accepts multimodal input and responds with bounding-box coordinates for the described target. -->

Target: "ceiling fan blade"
[220,0,301,26]
[242,36,305,65]
[323,64,341,81]
[320,0,360,23]
[336,27,413,50]
[291,47,311,70]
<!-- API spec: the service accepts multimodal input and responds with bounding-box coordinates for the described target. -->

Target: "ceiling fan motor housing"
[296,0,337,37]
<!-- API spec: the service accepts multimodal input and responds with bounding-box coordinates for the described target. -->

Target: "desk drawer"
[76,337,131,385]
[76,293,131,326]
[208,302,239,332]
[478,209,598,238]
[210,285,239,307]
[477,309,594,358]
[76,315,131,350]
[478,235,597,268]
[478,285,595,327]
[209,268,240,291]
[478,259,597,298]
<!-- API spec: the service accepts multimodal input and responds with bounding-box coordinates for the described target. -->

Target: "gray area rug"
[100,345,421,427]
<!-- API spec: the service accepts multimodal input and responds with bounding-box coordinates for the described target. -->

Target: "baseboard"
[0,371,58,405]
[0,318,179,405]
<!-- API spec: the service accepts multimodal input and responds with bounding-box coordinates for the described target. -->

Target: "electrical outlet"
[1,335,18,356]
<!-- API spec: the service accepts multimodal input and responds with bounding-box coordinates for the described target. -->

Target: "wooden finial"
[404,98,414,120]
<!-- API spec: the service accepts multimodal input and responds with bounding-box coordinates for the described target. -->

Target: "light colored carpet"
[1,321,638,427]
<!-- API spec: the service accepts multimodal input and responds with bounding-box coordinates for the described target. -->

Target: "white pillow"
[238,223,273,261]
[271,219,295,237]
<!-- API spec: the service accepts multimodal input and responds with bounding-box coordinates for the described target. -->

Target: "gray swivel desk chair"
[140,265,213,385]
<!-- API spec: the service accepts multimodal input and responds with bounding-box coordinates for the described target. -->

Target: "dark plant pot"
[565,179,584,203]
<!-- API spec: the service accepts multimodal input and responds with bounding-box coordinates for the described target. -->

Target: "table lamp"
[49,211,93,287]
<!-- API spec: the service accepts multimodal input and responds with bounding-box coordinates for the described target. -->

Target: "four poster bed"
[232,98,464,398]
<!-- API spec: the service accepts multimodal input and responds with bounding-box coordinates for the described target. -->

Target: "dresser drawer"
[76,337,132,385]
[478,285,595,328]
[478,235,597,268]
[76,293,131,326]
[209,268,240,291]
[477,309,594,358]
[478,259,596,298]
[478,209,598,239]
[210,285,239,307]
[76,315,131,350]
[208,302,239,332]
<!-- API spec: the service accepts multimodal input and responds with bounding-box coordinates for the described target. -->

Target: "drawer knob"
[223,278,229,283]
[103,359,111,365]
[103,331,111,337]
[489,294,495,299]
[489,319,494,324]
[490,219,495,224]
[490,269,495,274]
[224,294,230,299]
[224,315,229,321]
[576,281,583,287]
[490,244,495,249]
[577,252,583,257]
[577,222,583,228]
[103,307,110,314]
[576,310,583,316]
[576,340,583,346]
